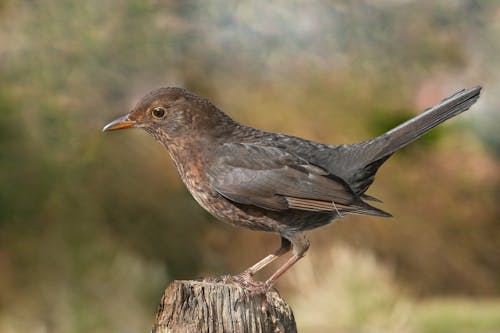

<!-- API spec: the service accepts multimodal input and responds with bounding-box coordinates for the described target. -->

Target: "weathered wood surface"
[152,280,297,333]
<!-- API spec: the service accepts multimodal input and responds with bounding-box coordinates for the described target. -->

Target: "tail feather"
[372,86,482,161]
[360,193,383,203]
[342,202,393,218]
[346,86,482,194]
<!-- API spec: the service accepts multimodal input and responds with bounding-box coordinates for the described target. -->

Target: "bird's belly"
[188,186,279,232]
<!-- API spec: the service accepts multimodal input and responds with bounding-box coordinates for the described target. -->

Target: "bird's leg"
[234,233,309,296]
[232,237,291,288]
[243,237,291,276]
[263,233,310,289]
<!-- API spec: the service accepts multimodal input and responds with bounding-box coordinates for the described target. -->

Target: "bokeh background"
[1,1,499,332]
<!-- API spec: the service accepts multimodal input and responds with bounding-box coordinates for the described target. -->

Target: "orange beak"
[102,115,136,132]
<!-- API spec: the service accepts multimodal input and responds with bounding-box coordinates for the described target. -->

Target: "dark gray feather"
[207,143,390,217]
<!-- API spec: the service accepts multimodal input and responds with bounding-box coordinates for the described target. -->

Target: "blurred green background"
[1,1,499,332]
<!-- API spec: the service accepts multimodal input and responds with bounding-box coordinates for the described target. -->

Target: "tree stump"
[152,280,297,333]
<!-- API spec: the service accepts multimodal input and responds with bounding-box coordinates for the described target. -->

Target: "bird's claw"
[232,272,262,287]
[202,273,272,302]
[229,272,273,302]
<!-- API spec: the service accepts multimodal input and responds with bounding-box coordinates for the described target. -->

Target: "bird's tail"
[370,86,482,161]
[347,86,482,195]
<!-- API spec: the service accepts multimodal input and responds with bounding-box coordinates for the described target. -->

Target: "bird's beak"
[102,115,136,132]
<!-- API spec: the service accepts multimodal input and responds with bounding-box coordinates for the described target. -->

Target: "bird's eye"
[152,107,167,119]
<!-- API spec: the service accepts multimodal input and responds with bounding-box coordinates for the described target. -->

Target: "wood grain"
[152,280,297,333]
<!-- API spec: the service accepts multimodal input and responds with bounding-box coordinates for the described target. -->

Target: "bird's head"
[103,87,235,141]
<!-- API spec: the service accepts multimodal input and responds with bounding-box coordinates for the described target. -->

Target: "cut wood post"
[152,280,297,333]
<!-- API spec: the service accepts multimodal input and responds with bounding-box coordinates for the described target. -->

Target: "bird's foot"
[201,272,273,299]
[230,272,274,301]
[231,272,262,288]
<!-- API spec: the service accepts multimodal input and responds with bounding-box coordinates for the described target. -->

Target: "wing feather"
[208,143,390,217]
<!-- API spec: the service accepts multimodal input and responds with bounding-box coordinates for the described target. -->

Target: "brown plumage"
[103,86,481,292]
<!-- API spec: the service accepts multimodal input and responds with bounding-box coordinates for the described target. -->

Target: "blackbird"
[103,86,481,292]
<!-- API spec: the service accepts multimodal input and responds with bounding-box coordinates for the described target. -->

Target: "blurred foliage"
[285,244,416,333]
[284,244,500,333]
[0,0,499,332]
[416,298,500,333]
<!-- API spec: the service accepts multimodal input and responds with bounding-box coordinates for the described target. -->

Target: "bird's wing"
[207,143,390,217]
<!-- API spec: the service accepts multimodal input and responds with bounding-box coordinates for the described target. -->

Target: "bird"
[103,85,481,292]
